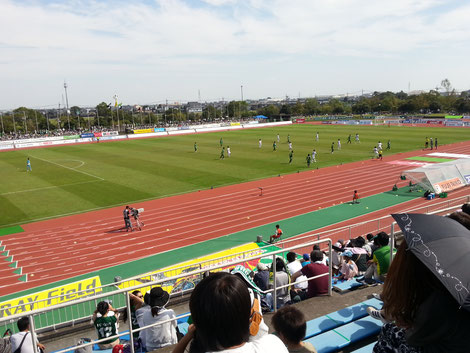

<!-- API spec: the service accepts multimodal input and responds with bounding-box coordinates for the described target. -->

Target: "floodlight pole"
[0,112,4,134]
[23,111,28,133]
[34,110,39,132]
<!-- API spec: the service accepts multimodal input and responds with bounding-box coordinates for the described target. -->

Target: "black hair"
[313,244,320,251]
[286,251,297,263]
[96,301,109,316]
[448,211,470,230]
[461,203,470,216]
[17,317,30,332]
[275,257,286,272]
[275,224,280,228]
[122,290,142,323]
[354,236,366,247]
[272,306,307,344]
[376,231,389,246]
[189,272,250,352]
[366,233,374,241]
[310,250,324,262]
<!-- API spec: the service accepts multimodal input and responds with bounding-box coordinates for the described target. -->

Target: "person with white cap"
[338,250,359,281]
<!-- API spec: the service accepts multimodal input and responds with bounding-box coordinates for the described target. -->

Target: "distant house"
[186,102,203,113]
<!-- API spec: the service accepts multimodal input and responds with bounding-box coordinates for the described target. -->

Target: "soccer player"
[227,146,231,157]
[277,134,280,142]
[435,137,438,149]
[337,139,341,150]
[425,137,429,149]
[273,141,277,151]
[347,134,352,144]
[289,150,293,164]
[331,142,334,154]
[355,133,360,143]
[387,140,391,150]
[378,141,382,150]
[269,224,283,243]
[373,146,378,159]
[194,142,198,152]
[220,147,225,159]
[312,149,317,162]
[287,134,291,143]
[316,132,319,141]
[220,137,223,147]
[378,149,383,160]
[26,158,32,172]
[430,137,433,150]
[259,139,262,148]
[352,190,359,204]
[306,154,311,167]
[288,142,293,150]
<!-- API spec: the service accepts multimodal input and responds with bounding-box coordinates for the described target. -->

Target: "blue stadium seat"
[334,316,382,342]
[351,342,376,353]
[305,330,350,353]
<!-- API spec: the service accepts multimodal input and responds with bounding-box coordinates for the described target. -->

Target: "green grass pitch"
[0,124,468,227]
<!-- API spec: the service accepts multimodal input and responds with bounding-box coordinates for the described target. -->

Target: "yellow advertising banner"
[133,129,153,134]
[118,243,264,295]
[230,122,241,126]
[0,276,102,318]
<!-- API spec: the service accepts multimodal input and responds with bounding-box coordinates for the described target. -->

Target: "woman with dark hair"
[133,287,177,350]
[93,301,120,349]
[172,272,287,353]
[370,241,470,352]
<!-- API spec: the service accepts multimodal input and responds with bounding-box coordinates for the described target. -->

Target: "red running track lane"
[1,141,470,296]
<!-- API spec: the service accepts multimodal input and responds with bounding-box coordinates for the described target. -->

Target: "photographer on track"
[131,207,144,231]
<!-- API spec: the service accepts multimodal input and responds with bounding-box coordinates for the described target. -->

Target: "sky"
[1,0,470,109]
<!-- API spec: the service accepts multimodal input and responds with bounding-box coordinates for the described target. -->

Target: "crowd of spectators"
[0,127,116,141]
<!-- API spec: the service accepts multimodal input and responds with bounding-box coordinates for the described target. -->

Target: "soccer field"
[0,124,468,227]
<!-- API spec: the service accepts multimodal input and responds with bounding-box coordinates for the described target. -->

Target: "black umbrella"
[392,213,470,311]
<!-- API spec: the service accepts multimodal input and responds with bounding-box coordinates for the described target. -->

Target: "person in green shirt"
[387,140,391,150]
[287,134,291,143]
[220,137,223,146]
[306,154,311,167]
[194,142,198,152]
[364,232,394,282]
[93,301,120,349]
[220,147,225,159]
[289,150,293,164]
[347,134,352,144]
[331,142,334,154]
[273,141,277,151]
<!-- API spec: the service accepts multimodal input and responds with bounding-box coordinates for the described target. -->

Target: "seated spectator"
[364,233,374,258]
[122,290,143,339]
[364,232,392,281]
[134,287,178,350]
[93,301,120,349]
[331,240,345,274]
[312,245,328,265]
[10,317,45,353]
[338,250,359,281]
[172,272,288,353]
[272,257,290,308]
[447,211,470,230]
[253,262,270,291]
[272,306,317,353]
[286,252,307,302]
[369,240,470,352]
[301,254,311,267]
[291,250,329,299]
[461,203,470,215]
[347,237,368,274]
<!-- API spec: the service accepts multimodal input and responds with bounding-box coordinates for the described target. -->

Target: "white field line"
[0,180,101,196]
[32,156,104,181]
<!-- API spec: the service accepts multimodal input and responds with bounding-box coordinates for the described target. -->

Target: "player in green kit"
[194,142,198,152]
[331,142,334,154]
[273,141,277,151]
[289,150,293,164]
[347,134,352,144]
[306,154,311,167]
[387,140,391,150]
[287,134,291,143]
[220,137,223,146]
[220,147,225,159]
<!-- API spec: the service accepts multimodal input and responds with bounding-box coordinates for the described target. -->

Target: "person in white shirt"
[227,146,231,157]
[172,272,288,353]
[277,134,280,142]
[337,139,341,150]
[132,287,178,350]
[377,141,382,150]
[288,142,293,150]
[258,139,262,148]
[312,149,317,162]
[10,317,45,353]
[373,147,378,158]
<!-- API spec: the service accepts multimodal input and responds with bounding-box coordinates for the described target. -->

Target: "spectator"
[447,211,470,230]
[286,252,307,302]
[253,262,270,291]
[272,257,290,308]
[461,203,470,215]
[370,240,470,352]
[291,250,329,299]
[364,232,392,281]
[134,287,178,350]
[272,306,317,353]
[312,245,328,265]
[122,290,143,339]
[301,254,311,267]
[93,301,120,349]
[338,250,359,281]
[364,234,374,258]
[172,272,288,353]
[331,239,345,274]
[0,334,11,353]
[10,317,45,353]
[348,237,368,274]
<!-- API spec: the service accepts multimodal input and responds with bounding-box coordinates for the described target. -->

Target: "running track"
[1,141,470,296]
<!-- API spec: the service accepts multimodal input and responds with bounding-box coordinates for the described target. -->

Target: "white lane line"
[32,156,104,181]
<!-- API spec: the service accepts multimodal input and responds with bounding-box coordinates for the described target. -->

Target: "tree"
[70,106,81,117]
[441,78,452,95]
[96,102,111,117]
[259,105,280,118]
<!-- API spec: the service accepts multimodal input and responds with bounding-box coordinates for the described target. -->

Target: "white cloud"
[0,0,469,107]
